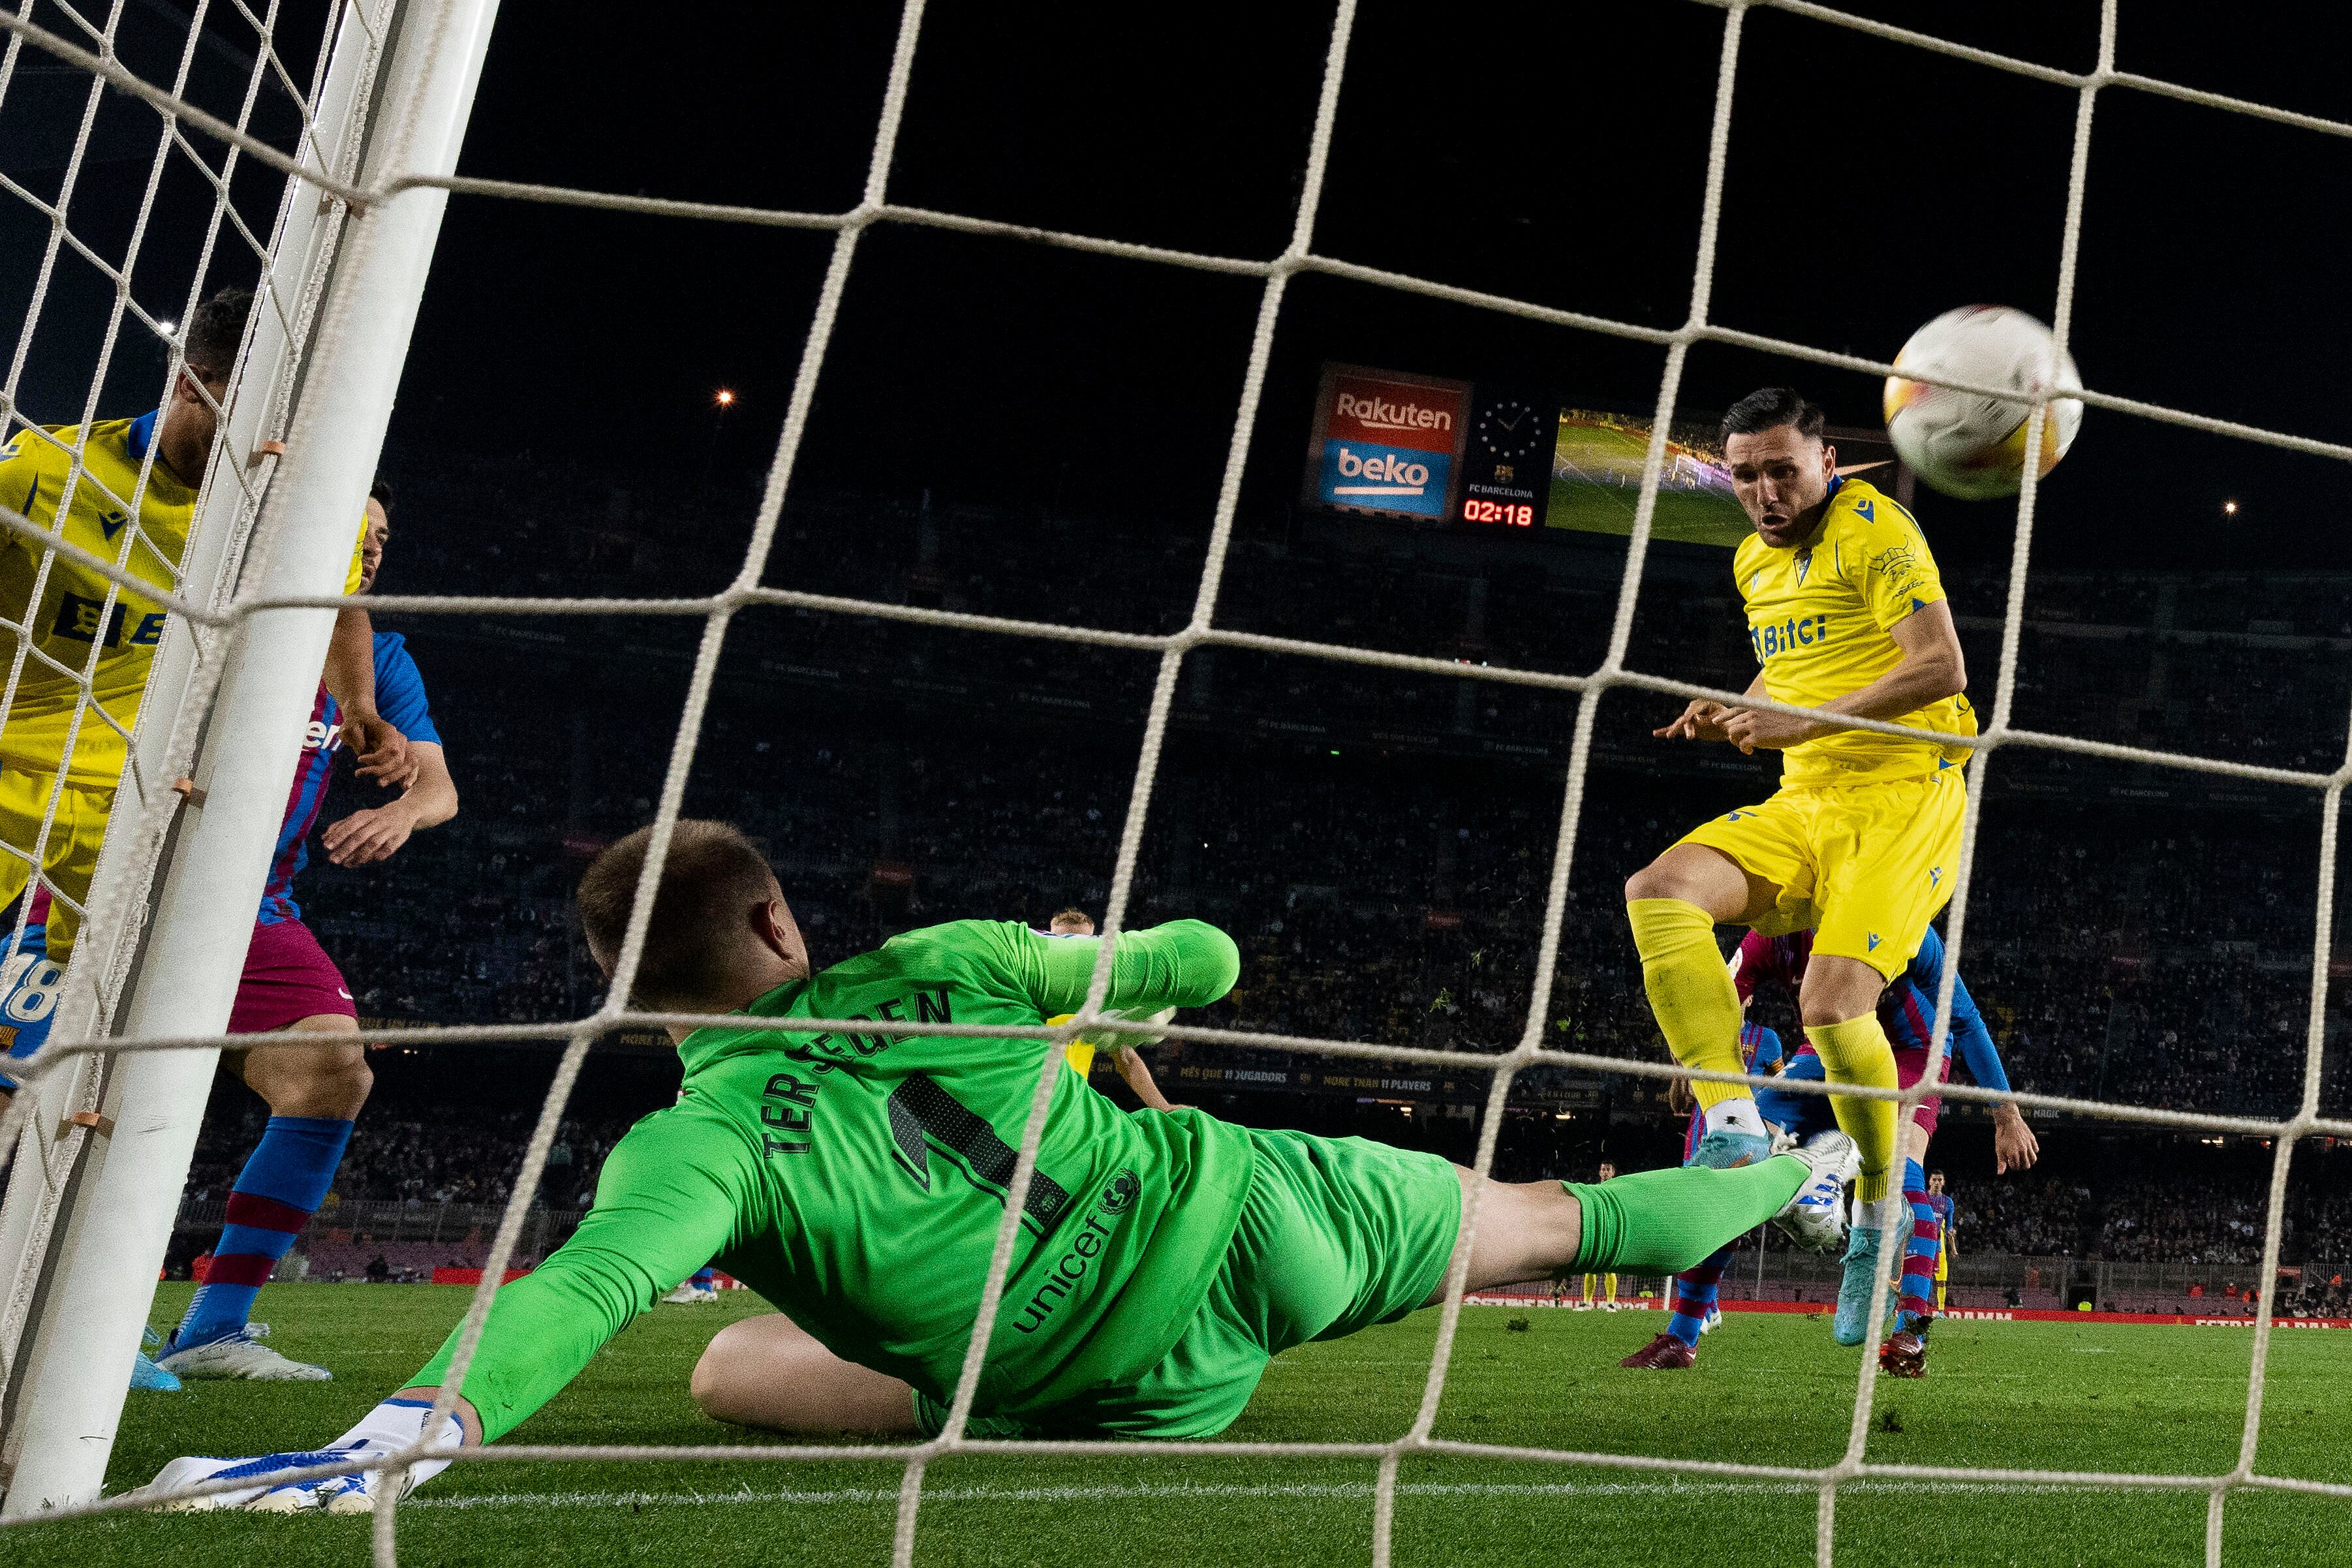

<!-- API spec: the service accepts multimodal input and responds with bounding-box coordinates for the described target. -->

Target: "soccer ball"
[1881,305,2082,500]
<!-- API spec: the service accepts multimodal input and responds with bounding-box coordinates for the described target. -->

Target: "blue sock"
[691,1267,716,1289]
[1895,1157,1938,1334]
[172,1115,352,1351]
[1665,1246,1733,1347]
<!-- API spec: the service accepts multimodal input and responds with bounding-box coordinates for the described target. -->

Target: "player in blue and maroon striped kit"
[160,485,461,1381]
[1619,1019,1789,1370]
[1735,923,2037,1377]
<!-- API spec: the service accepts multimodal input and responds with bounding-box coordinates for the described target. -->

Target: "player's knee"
[254,1041,372,1118]
[1797,996,1849,1030]
[328,1053,375,1116]
[1797,963,1883,1029]
[300,1048,373,1118]
[689,1337,734,1419]
[1623,861,1684,904]
[692,1315,784,1422]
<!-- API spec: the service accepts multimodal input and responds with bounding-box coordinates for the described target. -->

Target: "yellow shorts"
[1677,769,1964,979]
[0,765,115,959]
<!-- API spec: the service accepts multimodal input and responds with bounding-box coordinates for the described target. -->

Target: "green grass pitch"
[7,1283,2348,1566]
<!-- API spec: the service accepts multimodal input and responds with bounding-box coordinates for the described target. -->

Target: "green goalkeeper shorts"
[913,1126,1462,1440]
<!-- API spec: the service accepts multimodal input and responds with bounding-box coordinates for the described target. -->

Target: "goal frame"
[0,0,501,1513]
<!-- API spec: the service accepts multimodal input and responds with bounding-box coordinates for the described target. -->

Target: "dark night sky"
[10,1,2352,575]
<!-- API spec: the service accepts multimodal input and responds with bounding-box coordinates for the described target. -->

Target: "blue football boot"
[1834,1222,1885,1346]
[1689,1128,1774,1169]
[132,1327,183,1392]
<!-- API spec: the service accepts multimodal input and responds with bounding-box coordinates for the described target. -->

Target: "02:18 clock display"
[1461,499,1534,527]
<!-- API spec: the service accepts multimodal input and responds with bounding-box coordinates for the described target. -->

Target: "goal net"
[1,1,2347,1565]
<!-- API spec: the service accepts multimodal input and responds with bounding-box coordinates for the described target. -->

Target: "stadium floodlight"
[0,0,503,1516]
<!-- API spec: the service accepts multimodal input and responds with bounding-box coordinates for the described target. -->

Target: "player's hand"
[1720,705,1825,754]
[339,708,414,789]
[1653,699,1732,743]
[322,800,420,866]
[1991,1102,2040,1174]
[139,1397,464,1513]
[1666,1075,1695,1118]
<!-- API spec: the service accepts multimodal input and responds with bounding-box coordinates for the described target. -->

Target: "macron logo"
[1867,932,1881,952]
[1335,392,1453,435]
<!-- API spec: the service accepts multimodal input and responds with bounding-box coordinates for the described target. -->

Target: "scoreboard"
[1305,361,1896,548]
[1456,389,1556,528]
[1303,363,1558,530]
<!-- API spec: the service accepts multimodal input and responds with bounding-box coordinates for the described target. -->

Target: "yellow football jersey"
[0,414,364,788]
[1731,476,1976,786]
[1046,1013,1095,1077]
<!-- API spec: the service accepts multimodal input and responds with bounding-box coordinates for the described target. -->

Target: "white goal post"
[0,0,501,1514]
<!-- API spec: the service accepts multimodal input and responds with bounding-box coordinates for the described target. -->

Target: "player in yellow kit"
[0,286,403,974]
[1579,1161,1620,1307]
[1622,388,1975,1273]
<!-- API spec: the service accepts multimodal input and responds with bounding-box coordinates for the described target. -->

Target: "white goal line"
[20,1430,2352,1531]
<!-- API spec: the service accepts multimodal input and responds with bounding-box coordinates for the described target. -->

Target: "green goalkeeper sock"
[1564,1158,1806,1276]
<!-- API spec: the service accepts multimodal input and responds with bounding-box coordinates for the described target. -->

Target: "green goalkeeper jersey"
[412,918,1249,1440]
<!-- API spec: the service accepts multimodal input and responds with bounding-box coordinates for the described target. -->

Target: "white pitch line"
[405,1477,2213,1513]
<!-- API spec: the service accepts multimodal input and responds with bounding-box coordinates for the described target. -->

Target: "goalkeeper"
[149,820,1851,1511]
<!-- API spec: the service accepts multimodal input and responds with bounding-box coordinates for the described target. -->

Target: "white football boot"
[1769,1131,1859,1254]
[158,1322,332,1381]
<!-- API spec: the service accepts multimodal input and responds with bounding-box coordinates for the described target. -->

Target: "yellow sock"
[1626,899,1750,1110]
[1806,1012,1900,1204]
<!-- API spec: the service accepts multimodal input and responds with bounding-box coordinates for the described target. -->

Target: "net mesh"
[0,0,390,1396]
[0,1,2347,1564]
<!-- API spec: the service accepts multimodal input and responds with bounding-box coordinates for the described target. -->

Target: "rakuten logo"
[1333,447,1429,493]
[1335,392,1453,434]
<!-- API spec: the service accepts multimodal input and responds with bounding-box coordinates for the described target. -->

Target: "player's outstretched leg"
[162,1020,369,1381]
[1557,1145,1843,1286]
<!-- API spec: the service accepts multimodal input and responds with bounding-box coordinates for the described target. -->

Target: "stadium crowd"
[144,466,2352,1296]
